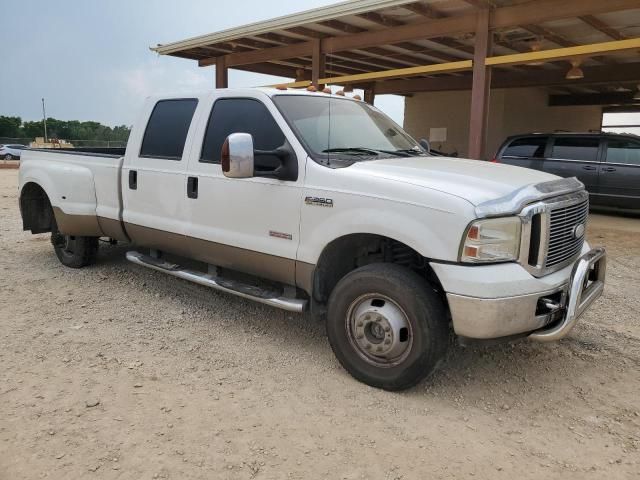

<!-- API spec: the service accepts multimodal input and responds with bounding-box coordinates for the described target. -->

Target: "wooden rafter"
[522,24,574,48]
[318,18,465,64]
[579,15,627,41]
[255,29,446,73]
[356,8,477,60]
[465,1,615,65]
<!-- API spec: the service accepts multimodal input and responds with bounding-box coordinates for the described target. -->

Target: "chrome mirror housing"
[221,133,254,178]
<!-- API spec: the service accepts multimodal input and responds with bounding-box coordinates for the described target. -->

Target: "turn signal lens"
[460,216,521,263]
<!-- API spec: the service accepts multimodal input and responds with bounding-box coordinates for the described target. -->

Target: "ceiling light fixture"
[565,59,584,80]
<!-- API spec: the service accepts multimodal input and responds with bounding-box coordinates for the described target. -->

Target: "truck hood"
[350,156,559,206]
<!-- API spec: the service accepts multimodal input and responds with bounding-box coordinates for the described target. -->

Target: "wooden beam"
[491,0,639,29]
[374,62,640,94]
[312,38,325,88]
[275,60,473,88]
[403,2,446,19]
[215,56,227,88]
[355,10,475,62]
[580,15,627,41]
[211,41,313,67]
[287,18,468,66]
[485,38,640,67]
[468,9,492,160]
[364,87,376,105]
[322,15,477,53]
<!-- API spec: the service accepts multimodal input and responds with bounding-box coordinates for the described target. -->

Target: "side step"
[126,251,307,313]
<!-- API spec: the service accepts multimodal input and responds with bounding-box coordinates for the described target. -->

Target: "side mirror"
[221,133,299,181]
[221,133,254,178]
[419,138,431,153]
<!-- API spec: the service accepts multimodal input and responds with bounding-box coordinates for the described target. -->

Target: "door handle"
[129,170,137,190]
[582,165,597,171]
[601,167,617,172]
[187,176,198,199]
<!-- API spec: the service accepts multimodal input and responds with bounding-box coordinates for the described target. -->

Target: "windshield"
[273,95,424,164]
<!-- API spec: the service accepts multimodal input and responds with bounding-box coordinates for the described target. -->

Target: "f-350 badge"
[305,196,334,208]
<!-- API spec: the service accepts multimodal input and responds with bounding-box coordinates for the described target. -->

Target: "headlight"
[459,216,521,263]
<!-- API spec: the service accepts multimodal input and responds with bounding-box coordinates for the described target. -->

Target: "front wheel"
[326,263,449,391]
[51,221,98,268]
[4,154,13,160]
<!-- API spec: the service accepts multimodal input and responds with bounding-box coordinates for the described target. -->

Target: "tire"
[50,220,99,268]
[326,263,449,391]
[4,154,12,160]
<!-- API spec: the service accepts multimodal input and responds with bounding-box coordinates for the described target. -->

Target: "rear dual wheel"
[326,263,449,391]
[51,221,98,268]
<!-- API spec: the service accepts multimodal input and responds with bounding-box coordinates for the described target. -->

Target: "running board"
[126,251,307,313]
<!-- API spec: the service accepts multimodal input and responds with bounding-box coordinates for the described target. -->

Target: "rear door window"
[140,99,198,160]
[200,98,285,169]
[550,137,600,161]
[502,137,547,158]
[606,138,640,166]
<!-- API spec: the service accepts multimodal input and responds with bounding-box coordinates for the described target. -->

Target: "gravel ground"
[1,169,639,479]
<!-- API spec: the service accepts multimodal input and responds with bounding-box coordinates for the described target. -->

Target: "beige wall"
[403,87,603,159]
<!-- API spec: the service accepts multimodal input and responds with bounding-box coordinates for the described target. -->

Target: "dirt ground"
[1,168,639,480]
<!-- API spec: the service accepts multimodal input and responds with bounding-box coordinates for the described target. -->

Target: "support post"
[311,39,325,89]
[467,9,492,160]
[216,56,228,89]
[364,88,376,105]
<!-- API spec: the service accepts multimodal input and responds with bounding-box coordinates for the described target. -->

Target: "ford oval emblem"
[573,223,585,239]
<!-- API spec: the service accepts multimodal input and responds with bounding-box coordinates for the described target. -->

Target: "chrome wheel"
[52,231,77,255]
[346,293,413,368]
[4,154,12,160]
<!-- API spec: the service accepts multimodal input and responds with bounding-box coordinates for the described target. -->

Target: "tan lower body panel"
[125,222,315,294]
[52,207,103,237]
[48,211,316,294]
[97,216,129,242]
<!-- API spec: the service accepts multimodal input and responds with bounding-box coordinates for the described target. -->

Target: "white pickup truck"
[19,88,606,390]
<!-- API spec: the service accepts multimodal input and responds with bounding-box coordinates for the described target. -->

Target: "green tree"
[0,116,131,143]
[0,116,23,137]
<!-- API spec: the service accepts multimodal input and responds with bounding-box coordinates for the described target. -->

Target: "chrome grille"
[520,190,589,277]
[546,198,589,267]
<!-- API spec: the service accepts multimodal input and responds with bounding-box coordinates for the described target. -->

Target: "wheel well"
[20,182,54,234]
[312,234,444,307]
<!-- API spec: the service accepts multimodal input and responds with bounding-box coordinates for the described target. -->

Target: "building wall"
[403,87,603,159]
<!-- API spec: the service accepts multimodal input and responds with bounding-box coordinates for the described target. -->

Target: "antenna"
[41,98,48,143]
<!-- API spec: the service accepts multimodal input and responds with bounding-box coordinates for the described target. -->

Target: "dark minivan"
[494,133,640,211]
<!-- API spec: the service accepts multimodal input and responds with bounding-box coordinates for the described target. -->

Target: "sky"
[0,0,404,128]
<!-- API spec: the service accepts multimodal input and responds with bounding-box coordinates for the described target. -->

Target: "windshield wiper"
[322,147,382,156]
[322,147,409,157]
[392,148,426,156]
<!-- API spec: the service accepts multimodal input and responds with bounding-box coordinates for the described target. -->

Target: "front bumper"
[439,248,606,340]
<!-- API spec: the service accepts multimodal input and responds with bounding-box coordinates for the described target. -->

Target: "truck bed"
[19,147,126,239]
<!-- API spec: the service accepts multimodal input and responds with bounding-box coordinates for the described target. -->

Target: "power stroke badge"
[305,196,334,208]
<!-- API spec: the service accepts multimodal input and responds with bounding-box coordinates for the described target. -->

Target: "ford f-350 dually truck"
[19,88,606,390]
